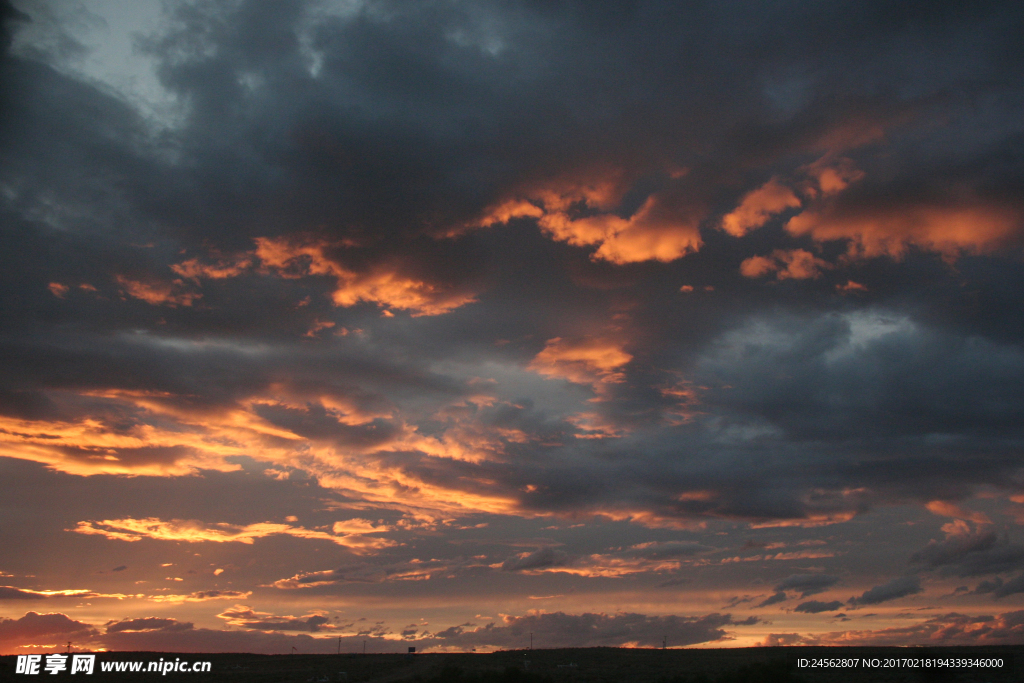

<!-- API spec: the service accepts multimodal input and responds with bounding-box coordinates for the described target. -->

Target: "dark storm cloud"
[2,1,1024,643]
[848,576,922,607]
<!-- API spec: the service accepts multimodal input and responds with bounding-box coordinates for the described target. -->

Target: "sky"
[2,0,1024,655]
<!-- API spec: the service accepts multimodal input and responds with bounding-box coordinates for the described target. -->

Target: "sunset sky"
[3,0,1024,655]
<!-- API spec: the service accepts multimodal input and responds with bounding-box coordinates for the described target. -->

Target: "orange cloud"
[739,249,831,280]
[328,267,476,316]
[303,318,335,337]
[170,256,253,282]
[115,276,201,307]
[47,282,69,298]
[253,236,475,316]
[71,517,395,553]
[717,154,1021,261]
[565,412,625,439]
[747,512,857,528]
[538,195,703,264]
[786,201,1021,260]
[738,255,776,279]
[0,587,95,599]
[924,501,991,525]
[270,556,493,588]
[528,337,632,396]
[331,518,391,535]
[800,156,864,198]
[215,605,334,631]
[0,387,530,521]
[721,178,801,237]
[469,172,703,264]
[0,408,246,477]
[502,540,718,578]
[464,199,544,230]
[720,158,864,237]
[836,280,867,293]
[146,590,252,603]
[531,172,631,212]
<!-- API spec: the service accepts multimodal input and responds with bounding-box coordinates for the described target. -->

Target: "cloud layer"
[2,0,1024,652]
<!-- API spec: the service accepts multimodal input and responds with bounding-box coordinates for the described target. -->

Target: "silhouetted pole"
[66,641,72,654]
[662,636,666,649]
[529,632,532,650]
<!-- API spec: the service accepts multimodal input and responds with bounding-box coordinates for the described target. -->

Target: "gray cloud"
[105,617,193,633]
[774,574,839,598]
[0,612,97,643]
[767,610,1024,646]
[794,601,844,614]
[90,610,758,652]
[501,547,571,572]
[974,574,1024,599]
[911,529,1024,578]
[849,576,922,607]
[0,586,46,600]
[910,529,998,569]
[757,592,788,608]
[217,607,332,633]
[421,612,758,650]
[616,541,715,560]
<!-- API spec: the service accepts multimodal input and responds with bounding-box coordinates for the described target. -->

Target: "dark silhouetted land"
[1,646,1019,683]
